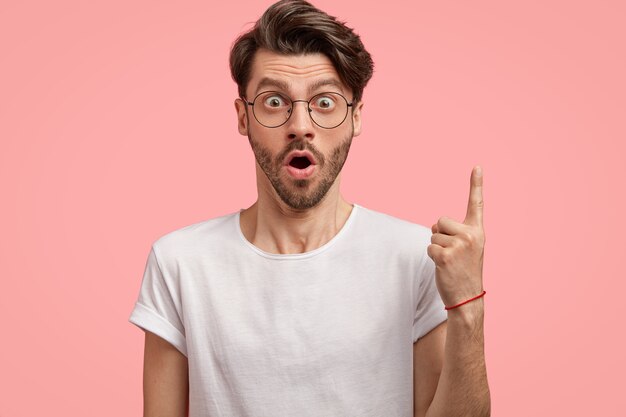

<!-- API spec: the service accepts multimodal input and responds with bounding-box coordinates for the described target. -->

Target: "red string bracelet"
[444,290,486,310]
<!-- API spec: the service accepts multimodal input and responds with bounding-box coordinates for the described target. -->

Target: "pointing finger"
[464,165,484,226]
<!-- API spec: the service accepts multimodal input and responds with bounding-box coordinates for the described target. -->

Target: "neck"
[239,175,353,255]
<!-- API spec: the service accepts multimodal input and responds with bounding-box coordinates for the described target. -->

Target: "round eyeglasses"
[243,91,354,129]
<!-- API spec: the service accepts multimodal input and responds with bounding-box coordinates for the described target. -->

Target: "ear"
[234,98,249,136]
[351,101,364,137]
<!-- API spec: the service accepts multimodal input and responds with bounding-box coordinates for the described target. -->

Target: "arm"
[413,301,490,417]
[413,321,446,417]
[416,166,491,416]
[143,330,189,417]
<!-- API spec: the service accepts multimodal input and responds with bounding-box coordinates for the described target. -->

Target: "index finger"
[464,165,484,226]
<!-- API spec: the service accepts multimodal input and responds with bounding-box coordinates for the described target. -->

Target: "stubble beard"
[247,129,354,211]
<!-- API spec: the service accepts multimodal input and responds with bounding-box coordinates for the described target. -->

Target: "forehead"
[247,48,347,97]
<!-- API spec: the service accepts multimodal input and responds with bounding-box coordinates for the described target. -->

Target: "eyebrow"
[254,77,346,97]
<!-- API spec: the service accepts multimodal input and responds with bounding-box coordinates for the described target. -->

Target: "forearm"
[424,298,491,417]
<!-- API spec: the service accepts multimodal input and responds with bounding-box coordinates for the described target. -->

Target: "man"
[129,1,490,416]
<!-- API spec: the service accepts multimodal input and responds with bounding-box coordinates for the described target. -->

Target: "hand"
[427,166,485,309]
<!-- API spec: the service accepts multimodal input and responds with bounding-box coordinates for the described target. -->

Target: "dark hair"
[229,0,374,104]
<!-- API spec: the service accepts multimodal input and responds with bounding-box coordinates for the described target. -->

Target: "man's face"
[235,48,363,210]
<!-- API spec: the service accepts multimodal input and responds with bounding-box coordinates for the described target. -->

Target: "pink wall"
[1,0,624,415]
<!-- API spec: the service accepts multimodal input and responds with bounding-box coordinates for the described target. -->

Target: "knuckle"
[473,229,485,245]
[439,250,453,265]
[427,244,436,260]
[455,237,468,250]
[462,232,475,245]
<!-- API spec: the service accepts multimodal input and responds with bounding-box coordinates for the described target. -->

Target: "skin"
[421,167,491,417]
[142,331,189,417]
[140,48,489,417]
[234,48,363,254]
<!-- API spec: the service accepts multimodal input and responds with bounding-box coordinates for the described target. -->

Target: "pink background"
[1,0,624,415]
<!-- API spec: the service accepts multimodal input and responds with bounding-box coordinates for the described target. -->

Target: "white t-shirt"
[129,203,447,417]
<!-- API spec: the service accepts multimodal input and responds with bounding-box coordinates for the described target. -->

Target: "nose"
[286,100,315,140]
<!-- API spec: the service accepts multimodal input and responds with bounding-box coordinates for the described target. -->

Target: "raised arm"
[143,331,189,417]
[420,166,491,417]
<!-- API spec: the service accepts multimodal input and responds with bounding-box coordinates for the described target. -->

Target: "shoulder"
[351,204,434,274]
[151,210,240,261]
[354,204,432,247]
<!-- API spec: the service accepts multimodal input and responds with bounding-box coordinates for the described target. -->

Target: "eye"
[262,93,288,108]
[312,95,336,111]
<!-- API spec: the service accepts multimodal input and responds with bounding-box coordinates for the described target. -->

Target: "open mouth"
[285,152,317,179]
[289,156,312,169]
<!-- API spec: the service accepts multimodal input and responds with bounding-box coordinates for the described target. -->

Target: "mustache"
[277,140,325,166]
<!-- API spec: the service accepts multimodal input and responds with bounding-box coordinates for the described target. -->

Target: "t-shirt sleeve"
[412,252,448,343]
[129,244,187,357]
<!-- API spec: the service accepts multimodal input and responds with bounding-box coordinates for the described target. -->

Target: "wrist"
[446,297,485,326]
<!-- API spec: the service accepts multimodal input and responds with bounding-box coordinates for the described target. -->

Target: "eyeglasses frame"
[242,90,354,129]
